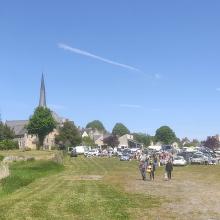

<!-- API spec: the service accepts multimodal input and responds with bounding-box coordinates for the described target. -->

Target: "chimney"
[78,126,81,130]
[216,134,219,142]
[82,127,85,131]
[66,118,69,122]
[185,137,187,143]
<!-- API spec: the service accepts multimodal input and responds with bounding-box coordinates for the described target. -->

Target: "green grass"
[0,160,64,195]
[0,156,161,220]
[0,152,219,220]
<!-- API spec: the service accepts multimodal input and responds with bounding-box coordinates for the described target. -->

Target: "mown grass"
[0,153,219,220]
[0,160,64,195]
[0,156,161,220]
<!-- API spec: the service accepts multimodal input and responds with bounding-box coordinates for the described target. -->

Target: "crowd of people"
[138,151,174,181]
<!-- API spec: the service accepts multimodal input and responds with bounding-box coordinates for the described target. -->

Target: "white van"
[75,146,85,155]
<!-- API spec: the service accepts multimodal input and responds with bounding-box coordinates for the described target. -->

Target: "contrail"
[119,104,140,108]
[59,43,140,71]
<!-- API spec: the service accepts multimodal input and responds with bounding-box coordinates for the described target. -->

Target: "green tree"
[192,139,199,144]
[133,133,151,147]
[26,106,57,149]
[81,136,97,147]
[112,123,130,137]
[155,126,179,145]
[0,112,3,142]
[2,124,15,140]
[86,120,105,131]
[55,122,82,148]
[184,143,195,147]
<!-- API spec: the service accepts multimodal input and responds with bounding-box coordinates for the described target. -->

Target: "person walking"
[166,160,173,180]
[149,162,156,180]
[139,160,147,181]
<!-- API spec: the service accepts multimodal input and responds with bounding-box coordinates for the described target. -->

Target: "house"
[119,134,143,148]
[155,141,164,146]
[172,142,179,148]
[180,137,190,145]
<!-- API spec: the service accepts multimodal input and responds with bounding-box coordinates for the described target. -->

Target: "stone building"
[6,73,65,150]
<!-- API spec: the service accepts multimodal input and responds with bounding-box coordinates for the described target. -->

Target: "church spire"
[39,72,47,108]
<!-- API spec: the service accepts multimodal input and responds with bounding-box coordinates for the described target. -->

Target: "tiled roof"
[93,135,101,142]
[103,133,111,139]
[51,111,65,123]
[5,120,29,135]
[17,127,28,135]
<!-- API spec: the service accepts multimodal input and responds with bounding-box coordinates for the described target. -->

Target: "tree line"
[2,107,218,150]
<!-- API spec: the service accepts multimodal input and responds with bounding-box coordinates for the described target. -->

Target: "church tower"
[39,72,47,108]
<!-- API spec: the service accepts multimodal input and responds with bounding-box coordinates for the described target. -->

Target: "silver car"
[173,156,187,166]
[191,154,205,165]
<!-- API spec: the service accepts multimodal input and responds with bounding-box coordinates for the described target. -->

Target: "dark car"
[71,150,78,157]
[177,152,194,162]
[120,153,130,161]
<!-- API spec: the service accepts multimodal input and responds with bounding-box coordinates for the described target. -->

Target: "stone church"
[6,73,65,150]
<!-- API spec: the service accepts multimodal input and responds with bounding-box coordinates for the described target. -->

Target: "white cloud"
[48,104,67,110]
[155,74,162,79]
[59,43,140,71]
[119,104,140,108]
[216,88,220,91]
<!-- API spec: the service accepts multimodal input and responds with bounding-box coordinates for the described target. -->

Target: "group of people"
[139,158,173,181]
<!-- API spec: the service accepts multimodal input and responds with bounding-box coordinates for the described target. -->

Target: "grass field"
[0,152,220,220]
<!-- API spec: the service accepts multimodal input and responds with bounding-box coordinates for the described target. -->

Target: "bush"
[0,154,5,161]
[12,141,19,149]
[25,147,31,151]
[51,146,58,150]
[0,140,19,150]
[27,157,35,161]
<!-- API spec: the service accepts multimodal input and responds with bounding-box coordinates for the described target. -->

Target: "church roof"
[51,111,65,124]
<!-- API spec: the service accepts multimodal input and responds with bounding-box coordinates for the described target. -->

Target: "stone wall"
[0,162,9,179]
[3,156,36,163]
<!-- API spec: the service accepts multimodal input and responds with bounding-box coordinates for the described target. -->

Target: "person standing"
[149,162,156,180]
[154,156,158,167]
[139,160,147,181]
[166,160,173,180]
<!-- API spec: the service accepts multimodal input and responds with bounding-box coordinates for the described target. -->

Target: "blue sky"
[1,0,220,141]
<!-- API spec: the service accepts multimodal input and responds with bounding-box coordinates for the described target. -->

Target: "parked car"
[70,149,78,157]
[173,156,187,166]
[191,154,205,164]
[120,153,130,161]
[128,149,137,159]
[67,147,74,155]
[87,149,99,156]
[178,152,194,162]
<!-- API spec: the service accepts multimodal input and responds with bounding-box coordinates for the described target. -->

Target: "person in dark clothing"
[166,160,173,180]
[149,162,156,180]
[139,160,147,181]
[145,157,149,165]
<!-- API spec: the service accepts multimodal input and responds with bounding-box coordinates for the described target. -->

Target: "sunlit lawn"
[0,151,220,220]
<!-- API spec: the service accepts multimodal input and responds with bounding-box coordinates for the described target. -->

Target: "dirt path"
[127,171,220,220]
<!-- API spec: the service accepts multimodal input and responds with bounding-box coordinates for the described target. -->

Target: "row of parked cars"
[175,151,219,165]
